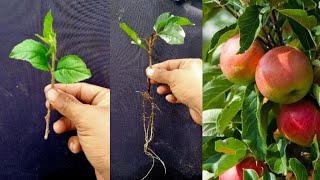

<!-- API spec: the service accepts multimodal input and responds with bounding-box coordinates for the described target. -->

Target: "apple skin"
[277,99,319,147]
[219,157,267,180]
[255,46,313,104]
[220,35,265,85]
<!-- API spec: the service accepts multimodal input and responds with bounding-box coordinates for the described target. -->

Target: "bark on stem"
[44,53,56,140]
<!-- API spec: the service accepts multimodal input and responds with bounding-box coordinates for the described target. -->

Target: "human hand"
[146,58,202,125]
[44,83,110,180]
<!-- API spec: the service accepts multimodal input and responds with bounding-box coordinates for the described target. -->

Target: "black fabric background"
[0,0,109,179]
[110,0,202,179]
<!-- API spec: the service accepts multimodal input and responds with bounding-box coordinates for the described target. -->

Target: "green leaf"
[218,86,246,134]
[153,12,194,33]
[203,170,215,180]
[265,139,289,175]
[153,12,172,32]
[243,169,259,180]
[159,23,185,45]
[203,152,224,173]
[312,84,320,107]
[207,23,238,54]
[289,158,308,180]
[54,55,91,83]
[212,149,248,177]
[203,137,221,162]
[311,135,320,165]
[256,88,270,154]
[203,109,222,137]
[288,18,316,50]
[120,23,146,49]
[170,16,194,26]
[278,9,317,30]
[238,5,262,54]
[304,0,317,10]
[215,138,248,154]
[241,85,266,160]
[203,64,222,85]
[311,135,320,178]
[203,75,234,110]
[262,171,277,180]
[314,25,320,36]
[36,10,57,54]
[9,39,50,71]
[313,60,320,67]
[43,10,55,40]
[268,0,288,8]
[314,161,320,180]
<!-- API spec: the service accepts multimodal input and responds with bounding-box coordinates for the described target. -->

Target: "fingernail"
[53,122,59,133]
[146,68,154,77]
[47,89,59,101]
[70,142,75,151]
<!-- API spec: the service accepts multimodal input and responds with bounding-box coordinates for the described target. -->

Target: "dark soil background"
[0,0,201,179]
[110,0,202,179]
[0,0,109,179]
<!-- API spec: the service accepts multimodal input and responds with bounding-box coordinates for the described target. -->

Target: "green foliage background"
[202,0,320,179]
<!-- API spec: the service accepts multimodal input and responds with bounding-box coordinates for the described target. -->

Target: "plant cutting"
[203,0,320,179]
[9,11,91,140]
[120,12,194,179]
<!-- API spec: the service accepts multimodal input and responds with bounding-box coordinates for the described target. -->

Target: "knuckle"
[60,95,74,114]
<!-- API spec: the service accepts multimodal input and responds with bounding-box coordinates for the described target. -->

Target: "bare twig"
[44,53,56,140]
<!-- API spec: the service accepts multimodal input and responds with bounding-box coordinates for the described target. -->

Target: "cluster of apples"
[218,35,316,179]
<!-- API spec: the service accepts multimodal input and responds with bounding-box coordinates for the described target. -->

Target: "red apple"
[255,46,313,104]
[277,99,319,147]
[220,35,265,85]
[219,157,267,180]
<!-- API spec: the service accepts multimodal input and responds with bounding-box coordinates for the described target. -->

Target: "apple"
[219,156,267,180]
[277,99,319,147]
[255,46,313,104]
[220,35,265,85]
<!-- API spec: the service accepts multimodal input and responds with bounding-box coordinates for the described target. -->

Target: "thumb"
[46,88,86,120]
[146,67,174,85]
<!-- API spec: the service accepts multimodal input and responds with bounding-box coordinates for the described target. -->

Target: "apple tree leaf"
[215,137,248,154]
[243,169,260,180]
[120,23,146,49]
[265,138,289,175]
[158,22,186,45]
[54,55,91,83]
[217,86,246,134]
[9,39,50,71]
[278,9,317,30]
[203,75,234,110]
[153,12,194,33]
[207,23,238,54]
[35,10,57,54]
[203,109,223,137]
[241,85,266,160]
[289,158,308,180]
[238,5,262,54]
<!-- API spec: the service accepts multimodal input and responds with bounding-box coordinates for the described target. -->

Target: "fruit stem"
[146,34,157,93]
